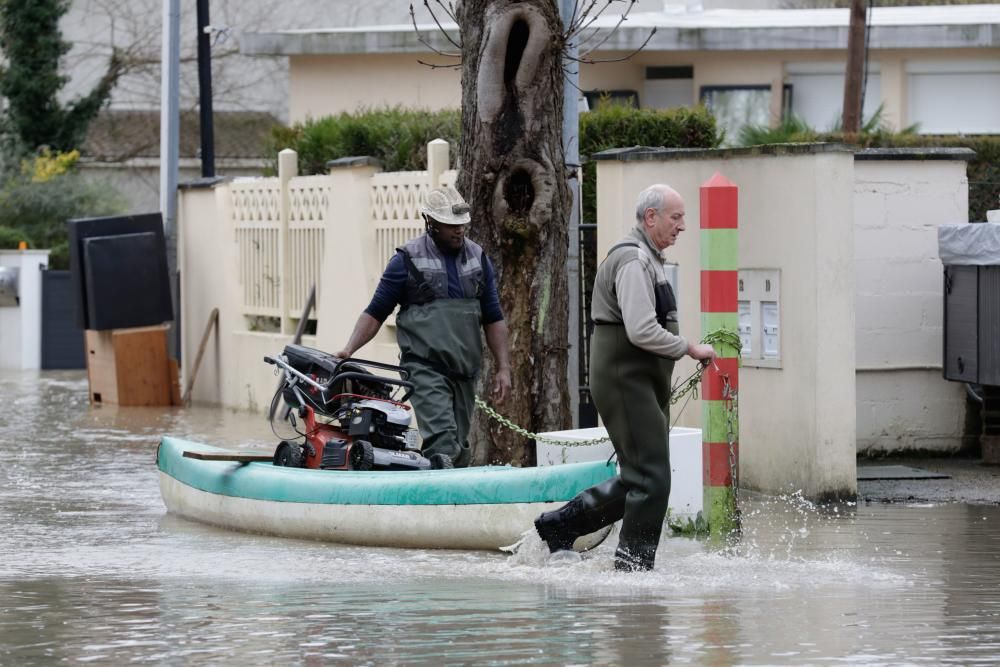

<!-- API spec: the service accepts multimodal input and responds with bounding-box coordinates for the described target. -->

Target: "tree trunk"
[456,0,571,466]
[841,0,867,133]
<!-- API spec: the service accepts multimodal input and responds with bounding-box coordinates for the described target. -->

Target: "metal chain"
[474,397,614,446]
[474,327,742,448]
[722,375,741,516]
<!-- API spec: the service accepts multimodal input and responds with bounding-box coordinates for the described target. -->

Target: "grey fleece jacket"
[591,225,689,359]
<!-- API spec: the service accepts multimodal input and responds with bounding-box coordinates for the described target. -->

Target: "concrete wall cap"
[590,143,854,162]
[854,147,977,162]
[178,176,230,190]
[326,156,383,169]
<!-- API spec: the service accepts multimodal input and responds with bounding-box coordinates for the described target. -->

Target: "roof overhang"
[241,5,1000,56]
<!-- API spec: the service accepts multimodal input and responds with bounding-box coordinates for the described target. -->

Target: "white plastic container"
[535,426,703,521]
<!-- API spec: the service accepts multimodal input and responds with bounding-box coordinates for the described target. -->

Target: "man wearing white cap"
[336,186,511,468]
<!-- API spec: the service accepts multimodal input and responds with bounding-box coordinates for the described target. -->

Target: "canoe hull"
[160,473,568,549]
[157,437,618,550]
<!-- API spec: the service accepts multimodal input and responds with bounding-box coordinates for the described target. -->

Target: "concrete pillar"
[0,250,51,370]
[699,172,739,536]
[427,139,449,188]
[315,156,383,355]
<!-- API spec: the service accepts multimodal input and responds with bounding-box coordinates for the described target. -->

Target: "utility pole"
[841,0,867,134]
[161,0,180,354]
[560,0,581,427]
[196,0,215,177]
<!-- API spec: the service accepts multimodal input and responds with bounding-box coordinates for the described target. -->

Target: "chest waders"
[396,298,483,468]
[534,240,677,571]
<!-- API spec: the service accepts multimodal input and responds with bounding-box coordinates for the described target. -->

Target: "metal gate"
[41,269,86,369]
[578,222,598,427]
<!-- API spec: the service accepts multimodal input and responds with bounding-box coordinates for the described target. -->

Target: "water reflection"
[2,371,1000,665]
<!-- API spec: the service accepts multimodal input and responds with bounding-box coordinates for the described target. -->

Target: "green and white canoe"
[157,436,617,550]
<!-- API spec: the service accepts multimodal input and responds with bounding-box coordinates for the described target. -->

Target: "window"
[700,85,791,145]
[644,66,694,110]
[582,89,639,111]
[785,61,882,131]
[907,59,1000,134]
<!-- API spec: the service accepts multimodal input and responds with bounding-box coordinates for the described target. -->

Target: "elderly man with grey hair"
[533,183,716,572]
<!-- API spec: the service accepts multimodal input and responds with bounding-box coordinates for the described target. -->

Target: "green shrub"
[738,115,819,146]
[579,103,721,228]
[0,225,33,249]
[0,172,126,269]
[266,107,462,175]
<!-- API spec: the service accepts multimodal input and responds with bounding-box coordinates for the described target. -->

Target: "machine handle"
[331,371,415,404]
[337,356,410,382]
[263,355,327,393]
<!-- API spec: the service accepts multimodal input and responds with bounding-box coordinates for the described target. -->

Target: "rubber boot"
[613,545,656,572]
[534,478,627,552]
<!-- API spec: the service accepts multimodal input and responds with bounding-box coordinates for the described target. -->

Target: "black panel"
[83,232,173,330]
[980,267,1000,386]
[40,270,86,369]
[646,66,694,80]
[66,213,171,329]
[943,265,978,383]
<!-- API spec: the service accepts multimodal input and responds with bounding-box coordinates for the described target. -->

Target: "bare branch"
[421,0,462,51]
[417,59,463,69]
[410,2,463,58]
[568,0,582,35]
[433,0,458,24]
[566,0,600,37]
[576,0,638,55]
[567,0,624,40]
[561,67,585,95]
[567,27,657,64]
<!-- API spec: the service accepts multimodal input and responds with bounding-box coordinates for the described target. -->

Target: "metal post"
[160,0,180,354]
[196,0,215,177]
[561,0,581,427]
[700,172,740,537]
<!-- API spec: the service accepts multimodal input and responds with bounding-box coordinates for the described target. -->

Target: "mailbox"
[940,223,1000,386]
[0,266,18,307]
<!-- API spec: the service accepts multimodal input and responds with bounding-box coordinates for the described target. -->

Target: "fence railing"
[232,179,282,318]
[229,141,453,333]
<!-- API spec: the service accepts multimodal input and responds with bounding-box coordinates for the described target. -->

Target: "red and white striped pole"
[699,172,740,536]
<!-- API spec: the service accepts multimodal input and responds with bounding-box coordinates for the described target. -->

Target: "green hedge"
[813,133,1000,223]
[267,107,461,175]
[269,104,721,231]
[579,104,721,227]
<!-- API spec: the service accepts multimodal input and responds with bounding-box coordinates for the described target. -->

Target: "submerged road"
[2,370,999,665]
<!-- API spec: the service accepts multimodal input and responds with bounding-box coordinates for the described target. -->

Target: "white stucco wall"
[595,146,857,500]
[853,155,970,454]
[176,181,315,412]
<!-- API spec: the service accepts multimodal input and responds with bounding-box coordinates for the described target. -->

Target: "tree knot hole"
[505,168,534,215]
[504,19,530,87]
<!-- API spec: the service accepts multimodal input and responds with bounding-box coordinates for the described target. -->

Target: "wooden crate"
[85,325,181,406]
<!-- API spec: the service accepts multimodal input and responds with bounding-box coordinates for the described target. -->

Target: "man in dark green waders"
[336,186,511,468]
[534,184,716,571]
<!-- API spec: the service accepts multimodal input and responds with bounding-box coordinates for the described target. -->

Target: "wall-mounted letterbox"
[940,223,1000,387]
[0,266,18,307]
[738,268,781,368]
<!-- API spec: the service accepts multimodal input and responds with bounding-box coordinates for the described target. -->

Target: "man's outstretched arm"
[335,313,382,359]
[484,319,511,403]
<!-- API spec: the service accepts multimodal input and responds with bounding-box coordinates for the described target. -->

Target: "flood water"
[2,370,1000,665]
